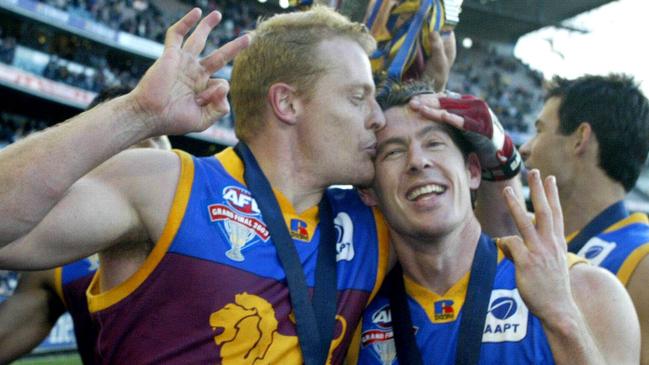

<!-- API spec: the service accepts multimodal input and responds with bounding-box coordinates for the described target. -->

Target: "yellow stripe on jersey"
[604,212,649,233]
[368,208,391,303]
[53,266,66,307]
[87,150,195,313]
[568,212,649,245]
[405,268,469,324]
[216,147,245,185]
[345,321,364,365]
[617,243,649,286]
[217,147,322,242]
[567,252,588,268]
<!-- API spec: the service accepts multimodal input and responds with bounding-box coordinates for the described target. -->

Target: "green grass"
[11,353,82,365]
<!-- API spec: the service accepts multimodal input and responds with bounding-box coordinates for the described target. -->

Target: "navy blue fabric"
[234,143,337,365]
[568,201,628,254]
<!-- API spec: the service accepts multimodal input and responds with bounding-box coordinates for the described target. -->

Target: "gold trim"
[617,243,649,286]
[368,208,391,302]
[53,266,66,307]
[87,150,195,313]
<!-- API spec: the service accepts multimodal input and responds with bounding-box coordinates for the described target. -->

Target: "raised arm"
[0,270,65,363]
[499,169,639,365]
[0,9,248,246]
[0,148,180,270]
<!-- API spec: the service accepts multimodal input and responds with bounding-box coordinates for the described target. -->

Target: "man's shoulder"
[92,148,183,182]
[568,262,622,297]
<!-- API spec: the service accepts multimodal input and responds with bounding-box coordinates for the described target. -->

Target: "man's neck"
[560,168,626,236]
[392,218,482,295]
[246,138,326,214]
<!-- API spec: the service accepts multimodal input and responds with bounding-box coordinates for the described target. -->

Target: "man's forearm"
[543,307,606,365]
[0,95,151,244]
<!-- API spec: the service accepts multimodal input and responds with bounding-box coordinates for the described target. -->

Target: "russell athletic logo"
[290,219,309,241]
[434,299,455,321]
[482,289,528,343]
[209,186,270,262]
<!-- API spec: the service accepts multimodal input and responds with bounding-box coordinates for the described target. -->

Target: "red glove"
[438,95,522,181]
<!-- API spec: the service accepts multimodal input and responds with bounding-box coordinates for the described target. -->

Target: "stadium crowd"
[1,2,648,365]
[448,41,545,134]
[39,0,263,45]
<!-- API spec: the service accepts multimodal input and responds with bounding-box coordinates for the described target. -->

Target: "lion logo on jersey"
[210,293,347,364]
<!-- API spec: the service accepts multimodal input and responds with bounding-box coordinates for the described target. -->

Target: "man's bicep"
[626,255,649,365]
[572,264,641,365]
[0,175,144,270]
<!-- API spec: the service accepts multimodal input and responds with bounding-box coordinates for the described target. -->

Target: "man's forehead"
[317,38,372,71]
[379,106,449,142]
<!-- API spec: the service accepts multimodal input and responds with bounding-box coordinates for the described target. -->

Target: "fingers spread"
[528,169,552,234]
[409,99,465,127]
[183,11,222,56]
[410,94,441,109]
[504,185,537,245]
[201,34,251,74]
[544,175,566,242]
[165,8,202,50]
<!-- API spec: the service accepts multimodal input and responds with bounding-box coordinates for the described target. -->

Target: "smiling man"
[351,81,640,365]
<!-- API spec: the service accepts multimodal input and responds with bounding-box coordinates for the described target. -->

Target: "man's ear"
[268,83,299,125]
[467,152,481,190]
[573,122,593,156]
[358,187,379,207]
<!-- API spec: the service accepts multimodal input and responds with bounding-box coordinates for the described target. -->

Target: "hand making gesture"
[499,169,573,321]
[131,8,250,136]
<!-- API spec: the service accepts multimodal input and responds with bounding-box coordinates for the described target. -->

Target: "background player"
[520,73,649,365]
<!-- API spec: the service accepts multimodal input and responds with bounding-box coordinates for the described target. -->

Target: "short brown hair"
[230,6,376,142]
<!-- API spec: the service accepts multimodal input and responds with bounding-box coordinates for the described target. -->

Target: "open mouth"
[406,183,447,201]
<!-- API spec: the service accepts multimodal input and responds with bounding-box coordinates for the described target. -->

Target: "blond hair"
[230,6,376,142]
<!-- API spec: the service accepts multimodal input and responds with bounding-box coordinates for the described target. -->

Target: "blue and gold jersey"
[568,202,649,286]
[86,148,390,364]
[352,245,585,365]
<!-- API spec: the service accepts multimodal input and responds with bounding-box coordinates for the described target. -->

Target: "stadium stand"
[3,0,649,362]
[447,40,545,145]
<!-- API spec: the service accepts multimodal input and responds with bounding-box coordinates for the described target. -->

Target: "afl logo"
[584,245,604,259]
[489,297,517,320]
[371,304,392,328]
[222,186,260,216]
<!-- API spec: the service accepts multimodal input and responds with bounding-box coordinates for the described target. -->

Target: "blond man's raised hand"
[132,8,249,136]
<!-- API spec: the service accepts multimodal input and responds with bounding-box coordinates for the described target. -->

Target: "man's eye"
[425,140,444,148]
[383,149,404,159]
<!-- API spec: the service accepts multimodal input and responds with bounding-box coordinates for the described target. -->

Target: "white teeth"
[407,184,446,201]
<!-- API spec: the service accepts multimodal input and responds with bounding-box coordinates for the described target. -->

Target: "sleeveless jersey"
[54,256,99,365]
[352,245,586,365]
[86,148,390,364]
[567,202,649,286]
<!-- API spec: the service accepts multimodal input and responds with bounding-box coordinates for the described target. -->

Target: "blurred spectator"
[38,0,264,47]
[0,36,16,65]
[447,41,545,135]
[0,113,49,148]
